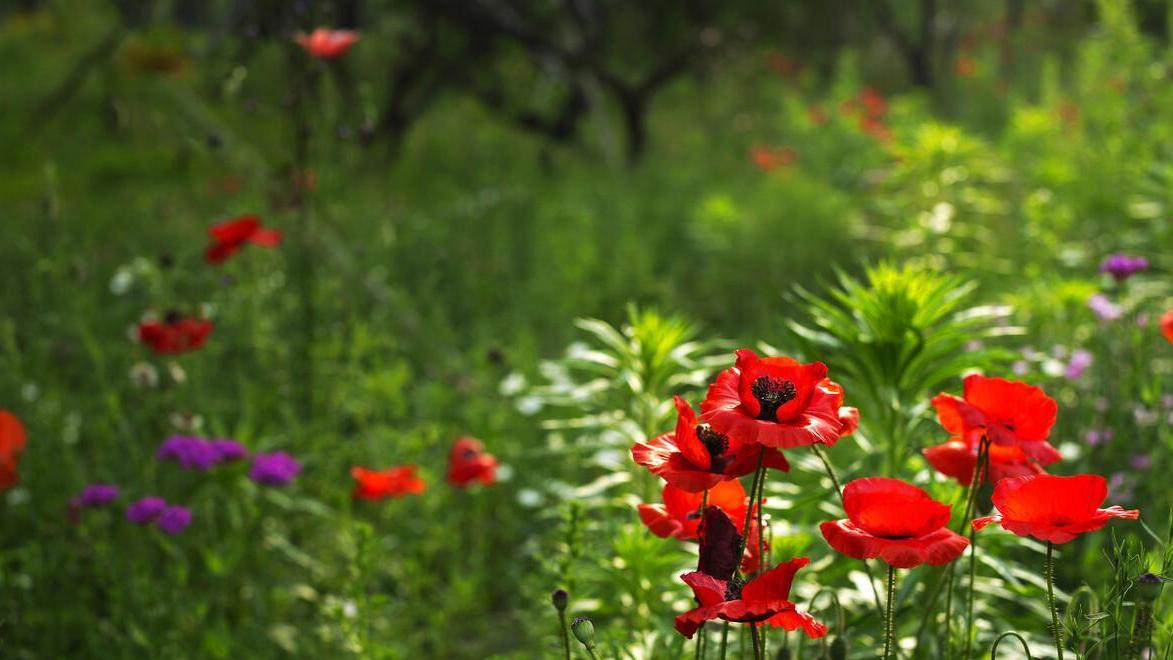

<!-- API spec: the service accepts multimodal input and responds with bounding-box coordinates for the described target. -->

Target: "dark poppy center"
[163,309,182,324]
[750,376,797,422]
[695,424,730,472]
[723,575,745,601]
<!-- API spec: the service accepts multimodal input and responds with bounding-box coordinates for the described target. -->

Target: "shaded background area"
[1,0,1172,657]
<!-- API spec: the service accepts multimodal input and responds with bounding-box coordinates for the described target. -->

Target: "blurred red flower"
[295,28,360,60]
[807,105,828,125]
[931,375,1059,465]
[638,480,747,541]
[137,315,213,355]
[972,474,1139,544]
[675,557,827,639]
[701,349,856,449]
[1160,309,1173,344]
[820,477,969,568]
[749,146,798,172]
[923,438,1045,486]
[0,411,27,492]
[446,436,498,487]
[351,465,426,501]
[205,215,283,264]
[632,396,789,492]
[954,55,977,77]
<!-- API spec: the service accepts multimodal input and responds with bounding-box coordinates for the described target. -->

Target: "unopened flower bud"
[551,589,568,612]
[829,635,848,660]
[571,616,596,649]
[1135,572,1167,603]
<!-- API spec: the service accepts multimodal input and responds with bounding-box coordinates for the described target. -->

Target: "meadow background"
[1,0,1172,657]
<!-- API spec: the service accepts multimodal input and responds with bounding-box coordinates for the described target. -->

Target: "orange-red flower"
[295,28,360,60]
[820,477,969,568]
[137,315,213,355]
[701,349,856,449]
[446,436,498,487]
[0,411,27,492]
[632,396,790,492]
[931,375,1060,465]
[1161,309,1173,344]
[638,480,748,541]
[923,438,1045,486]
[675,557,827,639]
[205,215,283,264]
[749,146,798,172]
[972,474,1139,544]
[351,465,426,501]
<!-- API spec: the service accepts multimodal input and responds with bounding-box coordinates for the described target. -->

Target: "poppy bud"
[1134,572,1167,603]
[551,589,568,612]
[571,616,596,649]
[829,635,848,660]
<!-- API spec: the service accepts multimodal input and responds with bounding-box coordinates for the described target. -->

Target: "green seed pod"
[1134,572,1166,604]
[571,616,596,649]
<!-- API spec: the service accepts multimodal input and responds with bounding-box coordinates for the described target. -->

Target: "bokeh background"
[1,0,1172,658]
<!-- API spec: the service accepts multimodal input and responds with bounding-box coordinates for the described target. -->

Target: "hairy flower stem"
[558,610,571,660]
[718,622,729,660]
[750,622,763,660]
[811,444,885,618]
[695,488,711,660]
[1045,542,1064,660]
[882,564,897,660]
[755,473,767,658]
[737,448,767,564]
[962,437,990,658]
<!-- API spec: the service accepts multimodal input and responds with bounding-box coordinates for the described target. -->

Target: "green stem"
[1045,543,1064,660]
[989,631,1033,658]
[942,435,988,655]
[737,448,767,564]
[883,564,897,660]
[750,622,763,660]
[755,473,767,658]
[811,444,886,618]
[558,611,571,660]
[718,622,729,660]
[585,647,600,660]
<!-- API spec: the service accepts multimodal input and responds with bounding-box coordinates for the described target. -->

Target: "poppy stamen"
[695,425,730,472]
[751,376,797,422]
[723,576,745,601]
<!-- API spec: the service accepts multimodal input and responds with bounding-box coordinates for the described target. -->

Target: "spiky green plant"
[782,262,1021,475]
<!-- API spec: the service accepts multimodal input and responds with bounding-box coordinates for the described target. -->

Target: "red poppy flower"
[137,315,213,355]
[638,480,748,541]
[0,411,27,492]
[633,396,790,492]
[1161,309,1173,344]
[295,28,360,59]
[446,436,498,487]
[931,375,1060,465]
[675,557,827,639]
[351,465,426,501]
[819,477,969,568]
[972,474,1139,544]
[701,349,853,449]
[923,438,1045,486]
[205,215,283,264]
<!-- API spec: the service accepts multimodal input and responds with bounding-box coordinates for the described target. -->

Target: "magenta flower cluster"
[157,436,249,470]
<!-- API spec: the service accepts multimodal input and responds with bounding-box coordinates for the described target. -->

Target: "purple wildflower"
[1130,455,1152,471]
[156,505,192,535]
[125,497,168,524]
[74,484,120,508]
[1012,360,1029,376]
[1064,349,1094,380]
[1163,394,1173,409]
[210,439,249,463]
[157,436,218,470]
[1100,254,1149,282]
[1088,294,1123,321]
[248,451,301,486]
[1085,428,1115,447]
